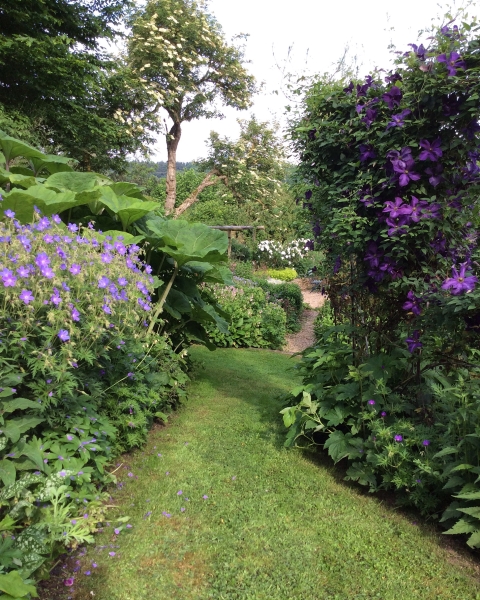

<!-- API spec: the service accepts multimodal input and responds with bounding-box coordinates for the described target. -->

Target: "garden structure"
[209,225,265,258]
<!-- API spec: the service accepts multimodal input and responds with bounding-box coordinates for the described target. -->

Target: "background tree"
[127,0,256,214]
[0,0,157,172]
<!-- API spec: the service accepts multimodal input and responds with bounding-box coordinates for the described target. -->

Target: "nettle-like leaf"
[0,570,38,598]
[145,219,228,266]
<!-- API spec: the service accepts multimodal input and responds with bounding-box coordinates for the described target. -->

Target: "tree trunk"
[174,169,226,218]
[165,121,182,215]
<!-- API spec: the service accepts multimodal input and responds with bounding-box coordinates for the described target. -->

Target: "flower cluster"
[256,238,311,268]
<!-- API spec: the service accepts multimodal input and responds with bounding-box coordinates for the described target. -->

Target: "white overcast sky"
[146,0,478,162]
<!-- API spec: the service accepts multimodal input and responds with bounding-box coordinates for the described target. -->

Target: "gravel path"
[284,279,325,354]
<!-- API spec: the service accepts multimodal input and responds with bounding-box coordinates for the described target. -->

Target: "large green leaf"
[19,437,44,472]
[45,171,111,193]
[0,570,37,598]
[98,189,159,229]
[0,131,44,165]
[6,416,44,435]
[30,154,75,176]
[0,168,37,190]
[1,186,78,222]
[144,219,228,267]
[0,459,16,487]
[109,182,146,200]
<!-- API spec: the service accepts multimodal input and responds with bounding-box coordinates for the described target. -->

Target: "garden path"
[284,278,325,353]
[68,347,480,600]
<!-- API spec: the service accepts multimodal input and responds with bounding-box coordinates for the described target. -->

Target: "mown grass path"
[75,347,480,600]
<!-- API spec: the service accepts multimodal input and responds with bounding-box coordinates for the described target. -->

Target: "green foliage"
[266,268,298,282]
[205,283,286,349]
[256,239,310,269]
[256,281,303,333]
[313,300,335,338]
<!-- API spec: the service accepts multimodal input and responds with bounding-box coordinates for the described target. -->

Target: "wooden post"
[227,230,232,259]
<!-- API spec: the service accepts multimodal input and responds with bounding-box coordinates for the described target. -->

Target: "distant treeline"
[129,161,194,179]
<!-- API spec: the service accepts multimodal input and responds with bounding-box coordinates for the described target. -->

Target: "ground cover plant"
[284,13,480,549]
[66,347,480,600]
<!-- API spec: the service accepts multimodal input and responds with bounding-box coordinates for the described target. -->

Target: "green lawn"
[74,347,480,600]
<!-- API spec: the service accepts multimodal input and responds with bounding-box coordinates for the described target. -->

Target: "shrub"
[266,267,298,282]
[256,280,303,333]
[313,300,335,339]
[230,238,252,262]
[0,214,187,582]
[205,283,286,349]
[231,260,255,280]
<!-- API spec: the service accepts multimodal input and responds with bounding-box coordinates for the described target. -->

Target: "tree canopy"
[126,0,256,213]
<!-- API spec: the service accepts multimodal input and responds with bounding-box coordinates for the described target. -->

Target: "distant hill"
[127,161,194,179]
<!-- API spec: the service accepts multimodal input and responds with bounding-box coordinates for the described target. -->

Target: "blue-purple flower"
[359,144,376,162]
[437,51,466,76]
[382,85,402,109]
[402,291,422,316]
[392,159,421,187]
[405,330,422,353]
[19,289,34,304]
[419,139,442,161]
[387,109,411,128]
[442,263,478,295]
[58,329,70,342]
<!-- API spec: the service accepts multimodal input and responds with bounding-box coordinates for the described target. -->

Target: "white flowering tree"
[126,0,256,214]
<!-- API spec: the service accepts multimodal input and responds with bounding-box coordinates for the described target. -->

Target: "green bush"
[313,300,335,338]
[231,260,255,280]
[205,284,286,349]
[231,238,252,261]
[0,215,187,584]
[266,267,298,282]
[257,281,303,333]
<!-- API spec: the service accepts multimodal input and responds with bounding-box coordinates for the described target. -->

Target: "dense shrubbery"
[205,283,286,349]
[283,16,480,549]
[256,281,303,333]
[256,239,310,269]
[313,300,335,339]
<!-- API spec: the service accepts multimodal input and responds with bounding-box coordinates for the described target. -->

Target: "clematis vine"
[382,86,402,109]
[383,197,412,218]
[387,109,411,128]
[418,139,442,161]
[405,330,422,353]
[425,164,444,187]
[359,144,376,162]
[392,158,421,187]
[442,263,478,295]
[403,291,422,315]
[408,43,427,61]
[436,51,466,76]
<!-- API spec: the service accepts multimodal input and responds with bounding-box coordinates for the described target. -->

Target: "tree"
[174,117,287,218]
[0,0,157,172]
[127,0,256,214]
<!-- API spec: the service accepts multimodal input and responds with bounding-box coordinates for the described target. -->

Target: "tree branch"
[174,169,226,218]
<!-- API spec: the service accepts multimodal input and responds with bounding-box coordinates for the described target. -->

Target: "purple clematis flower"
[421,202,441,219]
[386,216,409,237]
[437,51,466,76]
[359,144,376,163]
[387,109,411,129]
[425,164,444,187]
[403,290,422,315]
[362,108,378,129]
[382,85,403,109]
[405,330,422,353]
[343,81,354,94]
[408,196,429,222]
[408,43,427,61]
[419,139,442,161]
[392,159,421,187]
[387,147,412,163]
[385,72,402,84]
[383,197,412,218]
[364,242,383,268]
[442,263,478,295]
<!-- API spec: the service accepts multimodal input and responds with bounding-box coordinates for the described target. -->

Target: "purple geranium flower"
[437,51,466,76]
[98,276,110,289]
[442,263,478,295]
[2,269,17,287]
[71,307,80,321]
[41,267,55,279]
[69,264,81,275]
[67,223,78,233]
[394,435,403,442]
[35,252,50,269]
[419,139,442,161]
[406,330,422,353]
[382,85,403,109]
[58,329,70,342]
[19,289,34,304]
[387,109,411,128]
[4,209,15,218]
